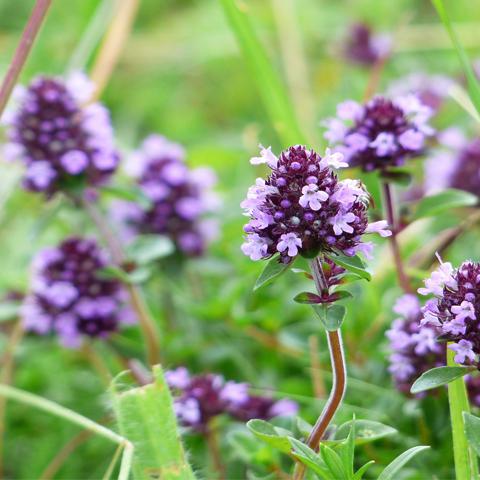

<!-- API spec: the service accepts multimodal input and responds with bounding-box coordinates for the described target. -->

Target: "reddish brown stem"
[0,0,52,117]
[382,182,412,293]
[293,258,347,480]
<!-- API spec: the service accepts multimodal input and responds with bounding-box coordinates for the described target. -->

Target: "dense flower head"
[241,145,391,263]
[22,237,133,347]
[418,259,480,366]
[115,135,219,257]
[165,367,298,432]
[387,293,480,405]
[324,96,434,172]
[425,129,480,198]
[343,23,391,66]
[2,72,119,196]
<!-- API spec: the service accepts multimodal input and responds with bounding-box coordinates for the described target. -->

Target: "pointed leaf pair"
[312,304,347,331]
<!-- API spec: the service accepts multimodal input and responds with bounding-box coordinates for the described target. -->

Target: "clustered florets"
[387,294,444,394]
[425,128,480,198]
[3,73,119,196]
[165,367,298,432]
[241,145,390,263]
[22,237,134,347]
[323,96,434,171]
[419,259,480,366]
[114,135,219,257]
[387,293,480,404]
[343,23,391,67]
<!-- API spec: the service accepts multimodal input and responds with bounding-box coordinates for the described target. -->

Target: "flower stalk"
[447,345,479,480]
[382,181,412,293]
[81,197,161,366]
[293,257,347,480]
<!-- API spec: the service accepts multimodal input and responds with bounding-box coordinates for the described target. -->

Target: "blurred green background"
[1,0,480,478]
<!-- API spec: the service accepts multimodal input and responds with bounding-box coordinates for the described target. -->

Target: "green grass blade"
[431,0,480,116]
[0,383,133,480]
[220,0,306,146]
[111,365,195,480]
[446,346,479,479]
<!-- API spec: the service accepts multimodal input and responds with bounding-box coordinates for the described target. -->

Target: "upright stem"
[0,0,52,117]
[205,423,226,480]
[447,346,479,480]
[382,182,412,293]
[81,198,161,366]
[293,258,347,480]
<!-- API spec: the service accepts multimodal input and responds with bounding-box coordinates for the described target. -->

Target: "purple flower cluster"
[241,145,391,263]
[343,23,391,66]
[425,128,480,198]
[418,259,480,366]
[165,367,298,432]
[22,237,134,347]
[323,96,434,171]
[387,293,480,405]
[3,72,119,196]
[386,294,444,394]
[116,135,219,257]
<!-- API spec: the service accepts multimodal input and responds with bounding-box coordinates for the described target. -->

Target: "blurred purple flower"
[425,129,480,198]
[22,237,133,347]
[166,367,298,432]
[241,145,389,263]
[116,134,219,257]
[387,293,480,405]
[324,96,434,172]
[343,23,391,66]
[2,73,119,196]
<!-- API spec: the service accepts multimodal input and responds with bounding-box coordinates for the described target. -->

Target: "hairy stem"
[447,346,479,480]
[81,197,161,365]
[382,181,412,293]
[0,0,52,117]
[293,258,347,480]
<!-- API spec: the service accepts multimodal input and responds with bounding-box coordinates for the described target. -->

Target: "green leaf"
[97,265,151,285]
[334,419,397,445]
[319,444,348,479]
[254,255,292,291]
[410,366,474,394]
[328,254,371,281]
[246,419,293,453]
[126,235,175,265]
[294,292,322,304]
[377,446,430,480]
[288,437,331,480]
[412,189,478,220]
[0,302,20,322]
[431,0,480,116]
[353,461,375,480]
[291,268,313,280]
[219,0,305,145]
[338,420,355,477]
[464,412,480,457]
[111,366,195,480]
[312,304,347,331]
[100,185,152,209]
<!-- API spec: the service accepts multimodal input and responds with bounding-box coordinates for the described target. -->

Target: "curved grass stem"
[0,0,53,118]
